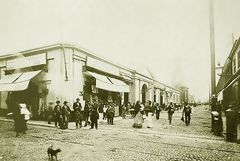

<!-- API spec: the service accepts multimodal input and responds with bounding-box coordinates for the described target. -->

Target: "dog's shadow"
[48,158,63,161]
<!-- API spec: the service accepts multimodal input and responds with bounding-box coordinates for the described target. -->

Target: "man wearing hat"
[62,101,71,129]
[73,98,82,111]
[73,98,83,128]
[54,101,62,127]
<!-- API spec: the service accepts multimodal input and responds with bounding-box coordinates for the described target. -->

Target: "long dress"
[145,113,153,128]
[133,111,144,128]
[13,107,27,133]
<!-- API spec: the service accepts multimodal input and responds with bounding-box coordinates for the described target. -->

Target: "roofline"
[0,42,180,92]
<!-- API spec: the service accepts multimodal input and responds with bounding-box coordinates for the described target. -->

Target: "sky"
[0,0,240,102]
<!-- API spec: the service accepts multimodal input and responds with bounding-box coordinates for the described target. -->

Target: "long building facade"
[0,43,180,118]
[216,37,240,111]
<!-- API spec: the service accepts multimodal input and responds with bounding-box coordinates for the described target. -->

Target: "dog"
[47,144,61,161]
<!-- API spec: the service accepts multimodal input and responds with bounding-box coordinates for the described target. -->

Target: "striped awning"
[0,70,42,91]
[88,72,129,93]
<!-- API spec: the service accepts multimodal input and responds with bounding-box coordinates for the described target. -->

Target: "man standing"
[73,98,82,127]
[167,102,174,125]
[84,101,91,127]
[62,101,71,129]
[155,103,161,120]
[90,106,99,129]
[182,102,192,126]
[73,98,82,111]
[54,101,61,127]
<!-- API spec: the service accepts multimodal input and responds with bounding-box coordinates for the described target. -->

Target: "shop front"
[0,47,85,119]
[84,71,130,116]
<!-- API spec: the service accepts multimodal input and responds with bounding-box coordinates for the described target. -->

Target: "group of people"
[13,98,192,136]
[131,100,192,128]
[52,98,97,129]
[50,99,119,130]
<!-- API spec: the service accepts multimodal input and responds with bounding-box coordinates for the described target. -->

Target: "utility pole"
[209,0,216,99]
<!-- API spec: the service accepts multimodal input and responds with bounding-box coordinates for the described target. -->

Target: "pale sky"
[0,0,240,102]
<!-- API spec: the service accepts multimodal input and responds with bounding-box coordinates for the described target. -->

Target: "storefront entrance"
[7,81,39,119]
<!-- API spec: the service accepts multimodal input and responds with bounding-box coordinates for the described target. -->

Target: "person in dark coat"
[47,102,54,124]
[144,101,152,117]
[13,103,27,137]
[73,98,82,112]
[90,104,99,129]
[155,103,161,120]
[73,98,82,127]
[182,102,192,126]
[84,101,91,127]
[167,102,174,125]
[62,101,71,129]
[75,107,83,128]
[54,101,62,127]
[134,101,141,117]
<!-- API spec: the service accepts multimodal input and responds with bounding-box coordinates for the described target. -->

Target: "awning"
[108,77,129,92]
[0,70,42,91]
[88,72,129,93]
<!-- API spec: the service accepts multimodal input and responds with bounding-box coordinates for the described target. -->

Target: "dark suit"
[62,105,71,128]
[54,105,62,127]
[73,102,82,112]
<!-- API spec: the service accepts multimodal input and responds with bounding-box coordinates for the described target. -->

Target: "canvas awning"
[88,72,129,93]
[0,70,42,91]
[108,77,129,92]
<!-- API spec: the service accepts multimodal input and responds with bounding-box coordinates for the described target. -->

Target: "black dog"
[47,145,61,161]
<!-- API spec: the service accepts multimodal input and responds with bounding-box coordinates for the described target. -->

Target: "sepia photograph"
[0,0,240,160]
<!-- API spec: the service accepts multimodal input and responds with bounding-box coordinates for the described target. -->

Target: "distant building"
[178,86,189,104]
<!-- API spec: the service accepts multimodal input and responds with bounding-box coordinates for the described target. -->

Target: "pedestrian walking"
[99,102,104,120]
[144,101,152,116]
[167,102,174,125]
[121,103,127,119]
[90,107,99,129]
[155,103,161,120]
[132,110,144,128]
[54,101,62,127]
[126,102,131,115]
[73,98,82,128]
[13,103,28,137]
[84,101,91,127]
[73,98,82,112]
[75,107,83,128]
[134,101,141,117]
[103,103,107,120]
[47,102,54,124]
[107,104,115,125]
[61,101,71,129]
[182,102,192,126]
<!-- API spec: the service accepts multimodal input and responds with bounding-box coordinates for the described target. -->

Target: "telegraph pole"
[209,0,216,100]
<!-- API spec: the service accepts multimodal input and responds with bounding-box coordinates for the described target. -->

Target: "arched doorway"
[141,84,147,104]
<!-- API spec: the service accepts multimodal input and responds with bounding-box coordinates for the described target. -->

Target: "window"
[238,51,240,68]
[233,57,236,74]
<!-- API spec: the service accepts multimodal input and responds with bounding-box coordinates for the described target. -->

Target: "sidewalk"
[0,116,123,130]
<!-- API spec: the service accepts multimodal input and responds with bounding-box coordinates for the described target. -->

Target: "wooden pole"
[209,0,216,97]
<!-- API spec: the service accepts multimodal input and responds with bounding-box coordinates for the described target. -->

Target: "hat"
[63,101,68,104]
[76,98,80,101]
[56,100,60,104]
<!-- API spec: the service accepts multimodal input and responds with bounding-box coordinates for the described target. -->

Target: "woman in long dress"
[132,101,144,128]
[13,103,28,137]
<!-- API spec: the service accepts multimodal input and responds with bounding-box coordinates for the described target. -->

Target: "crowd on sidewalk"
[131,100,193,128]
[47,98,117,130]
[11,98,193,137]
